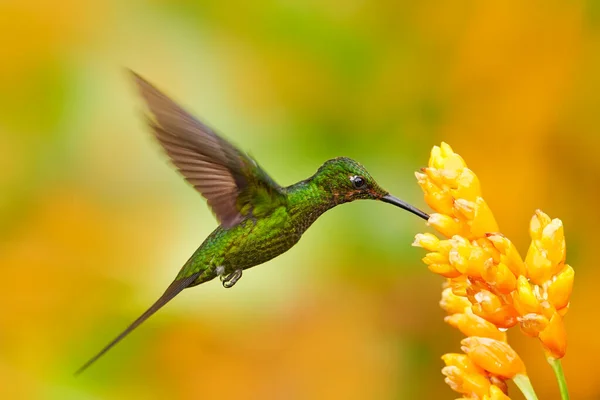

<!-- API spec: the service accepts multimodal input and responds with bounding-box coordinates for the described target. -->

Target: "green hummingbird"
[75,71,429,375]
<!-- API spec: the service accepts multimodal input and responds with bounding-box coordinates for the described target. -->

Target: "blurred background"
[1,0,599,399]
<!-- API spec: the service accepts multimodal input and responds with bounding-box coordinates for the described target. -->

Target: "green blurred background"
[1,1,599,399]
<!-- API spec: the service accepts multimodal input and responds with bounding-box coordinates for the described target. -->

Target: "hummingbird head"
[314,157,429,220]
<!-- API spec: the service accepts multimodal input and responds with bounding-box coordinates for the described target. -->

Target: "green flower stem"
[513,374,539,400]
[548,357,570,400]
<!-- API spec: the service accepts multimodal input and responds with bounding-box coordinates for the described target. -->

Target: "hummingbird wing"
[131,71,285,228]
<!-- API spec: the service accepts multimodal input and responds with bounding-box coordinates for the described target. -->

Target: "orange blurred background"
[1,1,599,399]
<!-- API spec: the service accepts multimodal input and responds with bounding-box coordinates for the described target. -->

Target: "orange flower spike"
[461,337,526,379]
[546,264,575,311]
[445,309,507,341]
[440,287,472,315]
[539,312,568,359]
[486,234,526,277]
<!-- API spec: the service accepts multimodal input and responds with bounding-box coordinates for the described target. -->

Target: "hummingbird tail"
[74,271,201,376]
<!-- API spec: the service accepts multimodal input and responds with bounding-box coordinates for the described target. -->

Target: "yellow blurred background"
[1,1,599,399]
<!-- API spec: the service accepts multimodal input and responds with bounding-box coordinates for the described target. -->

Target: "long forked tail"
[75,272,201,376]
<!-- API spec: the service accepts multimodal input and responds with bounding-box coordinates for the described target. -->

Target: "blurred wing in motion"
[131,71,286,228]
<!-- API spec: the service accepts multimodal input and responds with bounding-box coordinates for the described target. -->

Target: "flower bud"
[489,376,508,395]
[429,214,470,238]
[525,241,554,285]
[448,236,489,277]
[445,309,507,341]
[452,168,482,202]
[412,233,440,252]
[540,219,566,266]
[486,234,526,277]
[539,312,567,359]
[482,262,517,294]
[513,276,540,315]
[423,252,448,265]
[469,197,499,237]
[461,337,526,378]
[518,313,548,337]
[546,264,574,311]
[487,385,511,400]
[440,287,472,315]
[449,277,469,297]
[471,290,519,329]
[429,142,467,170]
[529,210,552,241]
[442,353,485,375]
[442,365,491,399]
[428,263,462,278]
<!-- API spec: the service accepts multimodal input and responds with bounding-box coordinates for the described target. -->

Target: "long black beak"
[381,194,430,221]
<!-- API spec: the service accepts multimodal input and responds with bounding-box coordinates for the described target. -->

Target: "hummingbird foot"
[220,269,243,288]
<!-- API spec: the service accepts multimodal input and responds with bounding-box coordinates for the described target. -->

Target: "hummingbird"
[75,71,429,375]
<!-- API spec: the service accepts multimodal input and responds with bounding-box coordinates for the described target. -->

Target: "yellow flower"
[414,142,575,397]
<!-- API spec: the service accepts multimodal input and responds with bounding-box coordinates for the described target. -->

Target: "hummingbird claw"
[221,269,242,288]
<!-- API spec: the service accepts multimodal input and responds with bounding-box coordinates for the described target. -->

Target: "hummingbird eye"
[350,175,367,189]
